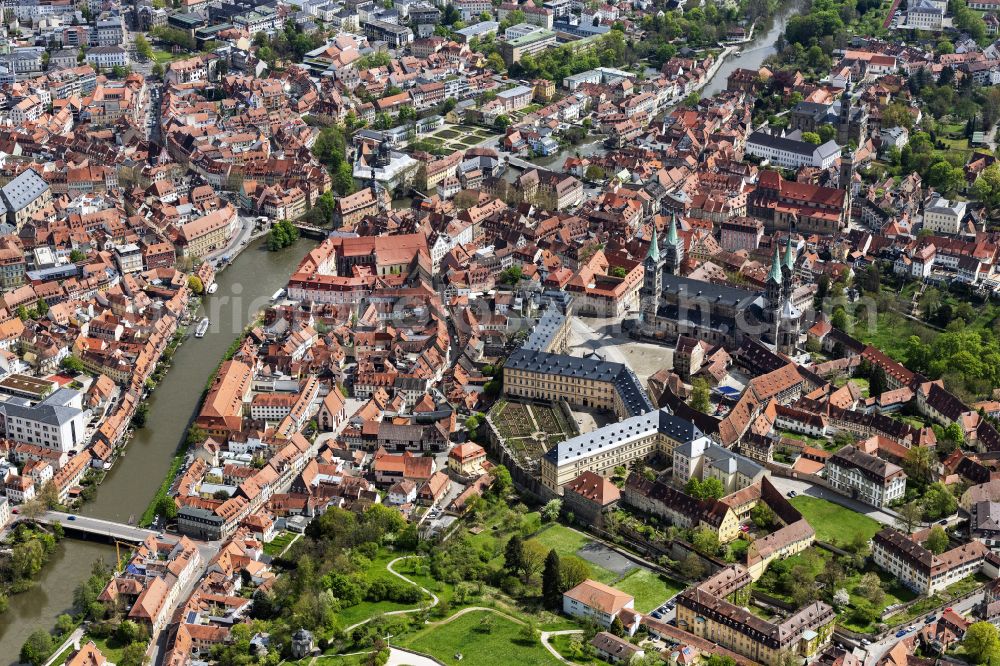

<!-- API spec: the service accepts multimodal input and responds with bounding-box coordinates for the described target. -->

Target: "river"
[0,236,316,661]
[701,2,800,99]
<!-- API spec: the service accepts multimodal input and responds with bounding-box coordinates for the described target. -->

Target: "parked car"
[895,631,907,638]
[651,612,662,619]
[787,490,797,498]
[67,515,76,521]
[938,519,948,525]
[925,616,936,623]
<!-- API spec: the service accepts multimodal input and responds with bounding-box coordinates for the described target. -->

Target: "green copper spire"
[667,213,679,246]
[647,225,660,262]
[767,242,783,284]
[783,236,795,270]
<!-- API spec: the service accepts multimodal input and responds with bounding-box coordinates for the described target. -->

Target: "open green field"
[332,552,432,629]
[789,496,881,545]
[401,610,563,666]
[549,633,601,664]
[614,568,684,612]
[527,524,617,583]
[263,531,297,556]
[152,49,182,64]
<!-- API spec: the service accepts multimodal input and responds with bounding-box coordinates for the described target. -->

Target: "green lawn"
[549,633,600,665]
[152,49,181,64]
[886,575,988,628]
[337,599,423,628]
[264,531,297,557]
[527,524,618,583]
[81,635,135,663]
[332,551,432,629]
[789,496,881,545]
[401,610,563,666]
[776,429,831,448]
[614,568,683,613]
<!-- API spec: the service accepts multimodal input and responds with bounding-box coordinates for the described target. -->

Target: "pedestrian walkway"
[43,627,84,666]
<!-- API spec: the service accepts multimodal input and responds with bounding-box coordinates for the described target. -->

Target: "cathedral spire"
[666,213,679,246]
[646,225,660,263]
[783,236,795,270]
[767,242,783,284]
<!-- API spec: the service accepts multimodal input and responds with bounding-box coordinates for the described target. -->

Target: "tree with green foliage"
[187,275,204,294]
[267,219,300,251]
[866,364,887,399]
[116,619,144,645]
[831,307,850,332]
[925,525,949,554]
[69,249,87,262]
[679,551,707,579]
[542,499,561,522]
[704,657,737,666]
[882,102,914,130]
[154,496,178,520]
[923,482,957,520]
[964,622,1000,664]
[974,162,1000,216]
[751,502,777,530]
[316,190,336,225]
[897,501,924,533]
[689,378,711,414]
[134,34,154,61]
[20,630,53,666]
[55,614,74,636]
[61,356,85,373]
[119,642,148,666]
[334,162,356,195]
[500,265,523,285]
[560,555,591,591]
[692,526,720,556]
[542,549,561,609]
[801,132,821,145]
[927,160,965,195]
[700,477,724,500]
[609,614,626,637]
[492,465,512,495]
[504,534,524,575]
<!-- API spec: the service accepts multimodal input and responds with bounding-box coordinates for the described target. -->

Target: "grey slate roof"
[1,168,48,213]
[704,444,765,478]
[544,407,701,466]
[1,388,82,426]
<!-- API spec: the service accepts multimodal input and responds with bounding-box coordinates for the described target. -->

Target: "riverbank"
[0,237,317,660]
[82,235,316,522]
[700,0,802,98]
[138,319,260,528]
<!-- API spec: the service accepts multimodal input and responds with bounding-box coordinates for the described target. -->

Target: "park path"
[43,627,84,666]
[425,605,524,628]
[540,629,585,665]
[342,556,440,633]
